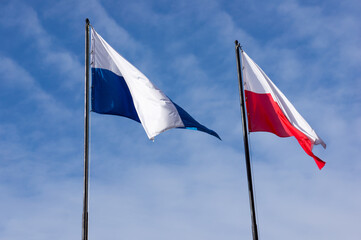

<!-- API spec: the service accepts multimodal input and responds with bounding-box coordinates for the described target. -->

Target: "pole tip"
[85,18,90,24]
[235,40,239,45]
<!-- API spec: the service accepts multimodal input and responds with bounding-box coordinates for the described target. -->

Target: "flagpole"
[235,40,259,240]
[82,18,90,240]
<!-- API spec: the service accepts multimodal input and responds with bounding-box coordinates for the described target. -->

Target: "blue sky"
[0,0,360,239]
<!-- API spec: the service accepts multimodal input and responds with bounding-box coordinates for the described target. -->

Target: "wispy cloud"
[0,1,83,91]
[0,56,71,118]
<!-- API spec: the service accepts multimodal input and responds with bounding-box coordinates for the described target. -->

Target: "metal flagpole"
[234,40,259,240]
[82,18,90,240]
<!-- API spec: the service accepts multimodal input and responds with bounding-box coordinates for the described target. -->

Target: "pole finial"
[235,40,242,49]
[86,18,90,24]
[235,40,240,48]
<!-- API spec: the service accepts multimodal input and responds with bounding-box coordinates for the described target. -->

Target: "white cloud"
[0,1,83,90]
[0,56,72,119]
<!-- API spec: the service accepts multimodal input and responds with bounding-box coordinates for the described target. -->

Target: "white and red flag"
[241,51,326,169]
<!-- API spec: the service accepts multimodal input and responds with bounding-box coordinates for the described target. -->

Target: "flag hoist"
[234,41,326,240]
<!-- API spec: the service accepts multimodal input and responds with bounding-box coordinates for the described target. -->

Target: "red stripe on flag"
[245,90,325,169]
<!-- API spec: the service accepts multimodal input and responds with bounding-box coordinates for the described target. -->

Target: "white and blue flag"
[90,28,220,140]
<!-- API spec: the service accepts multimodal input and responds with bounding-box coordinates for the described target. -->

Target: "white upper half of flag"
[241,51,326,148]
[91,28,184,139]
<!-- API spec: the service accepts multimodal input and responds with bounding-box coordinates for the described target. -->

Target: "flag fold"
[241,50,326,169]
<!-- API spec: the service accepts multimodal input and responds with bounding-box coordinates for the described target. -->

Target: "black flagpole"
[82,18,90,240]
[235,40,259,240]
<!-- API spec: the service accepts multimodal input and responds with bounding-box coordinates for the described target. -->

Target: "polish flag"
[241,51,326,169]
